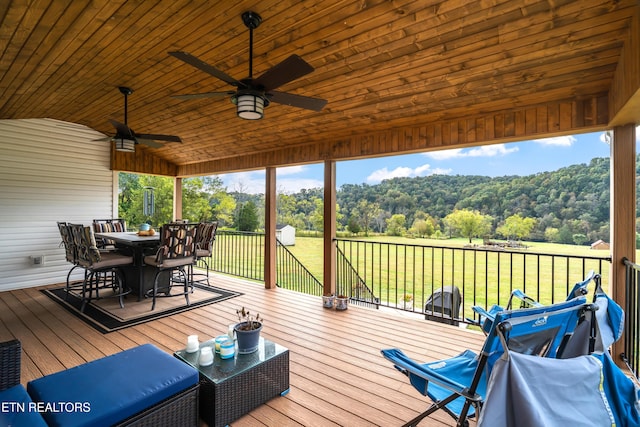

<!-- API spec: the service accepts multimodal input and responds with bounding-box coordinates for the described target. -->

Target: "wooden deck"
[0,274,485,427]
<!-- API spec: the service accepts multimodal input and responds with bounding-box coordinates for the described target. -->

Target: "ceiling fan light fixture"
[236,93,266,120]
[114,137,135,152]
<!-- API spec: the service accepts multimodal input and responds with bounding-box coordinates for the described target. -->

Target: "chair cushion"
[196,248,212,257]
[27,344,198,427]
[0,384,48,427]
[90,252,133,269]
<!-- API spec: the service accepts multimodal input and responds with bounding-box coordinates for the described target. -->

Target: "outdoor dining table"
[94,231,167,300]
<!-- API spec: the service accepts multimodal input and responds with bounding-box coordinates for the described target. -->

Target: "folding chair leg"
[403,393,469,427]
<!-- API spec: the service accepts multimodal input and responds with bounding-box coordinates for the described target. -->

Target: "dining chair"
[143,223,197,310]
[92,218,127,249]
[193,221,218,286]
[57,221,83,299]
[69,223,133,312]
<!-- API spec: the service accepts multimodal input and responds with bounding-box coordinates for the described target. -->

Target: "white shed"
[276,224,296,246]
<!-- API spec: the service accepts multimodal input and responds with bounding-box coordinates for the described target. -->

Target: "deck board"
[0,274,485,427]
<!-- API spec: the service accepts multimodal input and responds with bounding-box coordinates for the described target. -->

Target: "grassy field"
[284,235,613,319]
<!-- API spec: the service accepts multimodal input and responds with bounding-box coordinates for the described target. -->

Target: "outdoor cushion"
[0,384,48,427]
[27,344,198,427]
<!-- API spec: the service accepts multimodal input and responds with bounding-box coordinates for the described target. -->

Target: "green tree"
[444,209,493,243]
[347,216,361,235]
[385,214,406,236]
[182,177,212,222]
[410,219,434,238]
[236,201,259,231]
[210,192,236,226]
[309,198,324,232]
[572,233,589,245]
[119,173,173,228]
[352,200,381,236]
[545,227,560,242]
[496,214,536,241]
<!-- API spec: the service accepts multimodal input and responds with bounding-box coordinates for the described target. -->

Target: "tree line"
[119,155,635,245]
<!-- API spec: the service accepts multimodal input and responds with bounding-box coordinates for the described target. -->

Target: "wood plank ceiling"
[1,0,638,177]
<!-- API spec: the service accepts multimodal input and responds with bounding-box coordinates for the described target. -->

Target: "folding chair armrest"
[507,289,543,309]
[472,305,499,321]
[381,348,470,396]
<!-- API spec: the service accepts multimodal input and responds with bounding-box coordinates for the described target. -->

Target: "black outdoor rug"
[42,283,241,334]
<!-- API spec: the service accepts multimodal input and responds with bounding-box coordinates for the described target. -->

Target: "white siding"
[0,118,115,290]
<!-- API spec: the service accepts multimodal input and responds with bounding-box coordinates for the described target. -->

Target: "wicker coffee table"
[174,337,290,427]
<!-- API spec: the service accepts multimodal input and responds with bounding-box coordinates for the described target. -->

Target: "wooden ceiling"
[1,0,639,177]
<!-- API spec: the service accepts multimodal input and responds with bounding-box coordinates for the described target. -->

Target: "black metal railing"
[336,244,379,308]
[623,257,640,380]
[208,230,265,281]
[334,238,611,323]
[205,232,613,327]
[276,243,323,295]
[204,230,323,295]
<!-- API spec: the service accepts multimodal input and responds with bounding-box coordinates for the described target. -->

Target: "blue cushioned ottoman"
[27,344,199,427]
[0,384,48,427]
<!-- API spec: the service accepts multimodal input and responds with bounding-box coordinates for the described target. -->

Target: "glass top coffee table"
[174,337,290,427]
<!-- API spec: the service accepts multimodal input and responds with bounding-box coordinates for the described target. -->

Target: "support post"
[265,167,277,289]
[173,177,183,221]
[610,124,636,365]
[323,160,336,296]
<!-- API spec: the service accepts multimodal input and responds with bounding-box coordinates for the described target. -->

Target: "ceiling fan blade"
[254,55,314,92]
[171,91,235,100]
[135,139,164,149]
[169,51,244,88]
[92,136,113,142]
[136,133,182,143]
[268,91,327,112]
[109,119,135,138]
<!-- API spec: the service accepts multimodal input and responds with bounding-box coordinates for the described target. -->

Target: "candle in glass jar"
[186,335,199,353]
[220,339,235,359]
[198,347,213,366]
[215,335,228,353]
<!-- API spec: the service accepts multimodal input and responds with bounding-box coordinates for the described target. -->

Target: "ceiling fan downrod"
[242,11,262,80]
[118,86,133,125]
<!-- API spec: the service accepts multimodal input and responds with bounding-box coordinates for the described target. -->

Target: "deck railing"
[203,232,637,378]
[334,238,612,323]
[276,243,323,295]
[623,258,640,380]
[203,230,323,295]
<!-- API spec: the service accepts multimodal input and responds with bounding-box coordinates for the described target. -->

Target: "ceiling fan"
[168,11,327,120]
[96,86,182,152]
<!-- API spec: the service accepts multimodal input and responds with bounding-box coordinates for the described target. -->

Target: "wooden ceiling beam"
[609,5,640,126]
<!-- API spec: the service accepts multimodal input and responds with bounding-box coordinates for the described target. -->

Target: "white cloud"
[277,178,324,193]
[533,136,576,146]
[366,163,451,184]
[276,165,306,176]
[424,148,464,160]
[430,167,453,175]
[220,169,323,194]
[466,145,519,156]
[423,144,518,160]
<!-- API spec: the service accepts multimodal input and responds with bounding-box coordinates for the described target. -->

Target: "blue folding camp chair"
[469,270,595,335]
[478,274,639,427]
[381,296,596,427]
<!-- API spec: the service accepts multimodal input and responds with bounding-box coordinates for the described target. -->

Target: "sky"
[220,127,640,194]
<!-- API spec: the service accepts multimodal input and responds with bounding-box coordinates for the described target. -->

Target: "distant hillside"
[336,156,614,243]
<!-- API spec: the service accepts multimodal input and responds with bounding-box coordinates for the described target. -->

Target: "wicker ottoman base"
[175,338,290,427]
[201,350,289,427]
